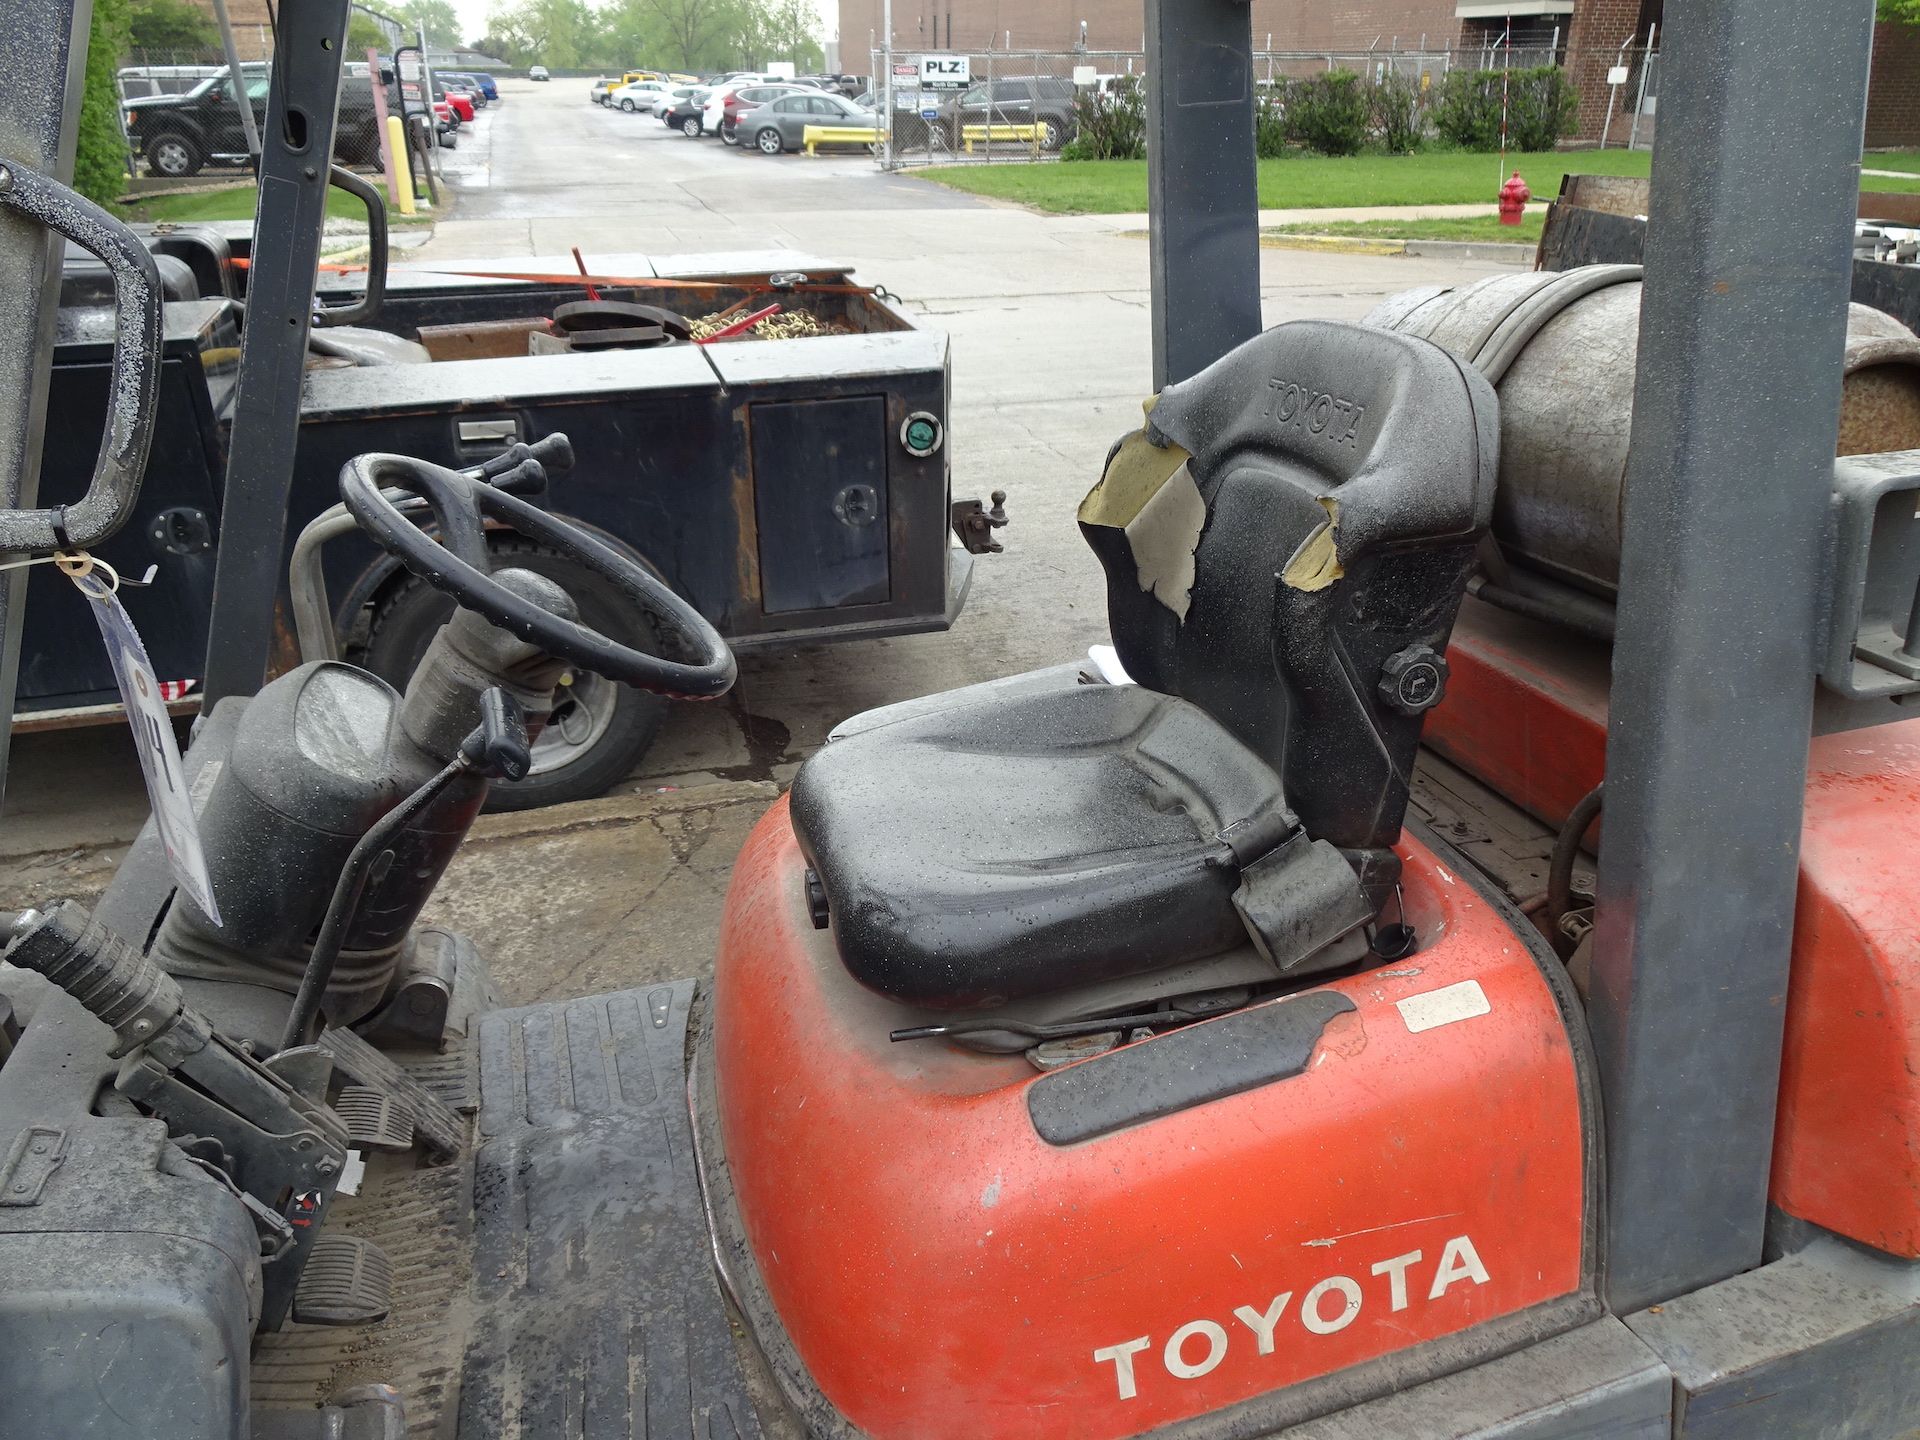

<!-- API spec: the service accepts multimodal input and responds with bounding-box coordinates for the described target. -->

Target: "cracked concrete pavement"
[2,78,1526,989]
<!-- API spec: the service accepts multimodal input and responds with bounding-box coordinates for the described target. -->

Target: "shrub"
[1285,70,1370,156]
[1371,70,1424,153]
[74,0,131,206]
[1252,92,1289,158]
[1433,65,1577,152]
[1065,79,1145,161]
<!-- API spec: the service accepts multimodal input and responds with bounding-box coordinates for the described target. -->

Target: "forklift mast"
[0,0,96,805]
[1147,0,1877,1314]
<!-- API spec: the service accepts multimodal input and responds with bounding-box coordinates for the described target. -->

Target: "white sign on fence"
[919,54,972,89]
[1606,64,1630,85]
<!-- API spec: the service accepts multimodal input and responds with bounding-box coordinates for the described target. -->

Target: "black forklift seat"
[791,320,1499,1011]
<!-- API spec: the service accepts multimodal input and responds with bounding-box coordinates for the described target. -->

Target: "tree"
[76,0,132,205]
[1880,0,1920,20]
[483,0,604,67]
[346,13,391,56]
[395,0,465,46]
[128,0,217,50]
[626,0,734,71]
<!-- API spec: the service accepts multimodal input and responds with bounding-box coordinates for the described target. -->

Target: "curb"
[1258,232,1533,263]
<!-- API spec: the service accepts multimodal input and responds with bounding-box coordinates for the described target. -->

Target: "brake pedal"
[294,1234,393,1326]
[334,1085,416,1152]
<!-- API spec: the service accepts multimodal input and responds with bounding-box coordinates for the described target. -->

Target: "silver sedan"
[737,92,882,155]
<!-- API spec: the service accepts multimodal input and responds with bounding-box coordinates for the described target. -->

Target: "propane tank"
[1366,266,1920,597]
[1498,171,1531,226]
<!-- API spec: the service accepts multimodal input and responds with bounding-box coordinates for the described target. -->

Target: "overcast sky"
[445,0,837,48]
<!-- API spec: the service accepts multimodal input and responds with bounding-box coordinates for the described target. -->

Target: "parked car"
[661,87,709,135]
[589,77,614,104]
[438,86,476,122]
[939,75,1079,150]
[529,65,550,81]
[438,74,487,108]
[739,91,883,154]
[706,83,808,144]
[649,83,701,117]
[456,71,501,101]
[610,79,671,113]
[124,67,382,177]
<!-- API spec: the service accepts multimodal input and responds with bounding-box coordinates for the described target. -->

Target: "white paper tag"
[73,571,223,925]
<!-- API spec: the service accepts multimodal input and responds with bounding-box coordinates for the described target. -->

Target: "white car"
[610,80,670,113]
[650,83,700,116]
[529,65,549,81]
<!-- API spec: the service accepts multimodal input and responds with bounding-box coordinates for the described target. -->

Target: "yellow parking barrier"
[802,125,883,156]
[962,123,1042,154]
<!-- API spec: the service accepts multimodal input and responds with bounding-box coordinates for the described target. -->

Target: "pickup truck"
[124,67,383,177]
[23,231,1001,811]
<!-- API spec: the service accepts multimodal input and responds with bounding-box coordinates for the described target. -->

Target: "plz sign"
[919,54,971,89]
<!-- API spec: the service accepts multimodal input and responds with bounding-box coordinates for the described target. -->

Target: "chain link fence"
[867,43,1661,169]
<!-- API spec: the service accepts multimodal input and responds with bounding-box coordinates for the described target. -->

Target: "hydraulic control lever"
[2,901,352,1331]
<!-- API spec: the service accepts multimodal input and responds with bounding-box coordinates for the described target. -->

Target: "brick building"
[836,0,1920,147]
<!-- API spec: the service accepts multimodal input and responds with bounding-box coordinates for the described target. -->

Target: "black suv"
[125,69,382,178]
[940,76,1078,151]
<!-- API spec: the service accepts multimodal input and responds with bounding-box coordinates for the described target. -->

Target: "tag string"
[0,549,156,594]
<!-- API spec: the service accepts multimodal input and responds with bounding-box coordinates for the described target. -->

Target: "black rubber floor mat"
[252,980,761,1438]
[455,981,764,1439]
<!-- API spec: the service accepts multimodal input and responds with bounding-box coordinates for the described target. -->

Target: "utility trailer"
[17,237,996,806]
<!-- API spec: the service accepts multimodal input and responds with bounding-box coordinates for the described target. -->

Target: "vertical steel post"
[1590,0,1877,1314]
[1144,0,1259,388]
[200,0,353,704]
[210,0,263,161]
[0,0,92,809]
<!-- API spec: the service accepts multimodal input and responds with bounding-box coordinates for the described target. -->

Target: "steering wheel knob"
[339,450,736,701]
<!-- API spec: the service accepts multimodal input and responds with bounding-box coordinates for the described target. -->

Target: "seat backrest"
[1078,320,1497,888]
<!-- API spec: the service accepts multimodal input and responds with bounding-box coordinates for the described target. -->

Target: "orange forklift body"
[1427,602,1920,1260]
[711,796,1595,1439]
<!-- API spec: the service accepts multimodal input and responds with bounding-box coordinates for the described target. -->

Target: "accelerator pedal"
[317,1025,466,1159]
[294,1233,394,1326]
[334,1085,416,1152]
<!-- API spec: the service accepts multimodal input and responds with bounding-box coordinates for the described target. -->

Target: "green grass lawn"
[922,146,1920,214]
[1268,213,1546,244]
[919,148,1656,214]
[112,182,426,226]
[1866,149,1920,177]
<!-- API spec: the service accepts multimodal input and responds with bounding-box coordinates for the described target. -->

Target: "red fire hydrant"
[1498,170,1531,226]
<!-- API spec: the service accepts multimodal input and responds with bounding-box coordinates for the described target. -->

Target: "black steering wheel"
[340,451,736,700]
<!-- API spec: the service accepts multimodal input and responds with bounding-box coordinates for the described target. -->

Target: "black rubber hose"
[1471,579,1616,643]
[1545,783,1606,949]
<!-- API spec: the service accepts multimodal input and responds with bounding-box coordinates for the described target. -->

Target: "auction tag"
[71,569,223,925]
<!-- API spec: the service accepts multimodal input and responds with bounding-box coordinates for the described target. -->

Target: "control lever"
[0,157,164,552]
[2,902,352,1331]
[286,434,569,663]
[278,688,529,1053]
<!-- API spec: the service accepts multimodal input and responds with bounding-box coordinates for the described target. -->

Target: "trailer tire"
[357,535,673,812]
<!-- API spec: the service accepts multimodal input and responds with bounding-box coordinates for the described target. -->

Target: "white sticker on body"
[1395,979,1490,1034]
